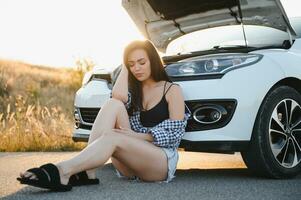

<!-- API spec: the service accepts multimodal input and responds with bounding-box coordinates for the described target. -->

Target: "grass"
[0,59,90,151]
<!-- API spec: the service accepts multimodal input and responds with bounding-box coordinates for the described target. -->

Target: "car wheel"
[241,85,301,178]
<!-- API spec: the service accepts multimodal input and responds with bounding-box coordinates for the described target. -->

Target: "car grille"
[79,108,100,123]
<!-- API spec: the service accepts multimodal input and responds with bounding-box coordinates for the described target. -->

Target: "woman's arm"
[127,132,154,142]
[111,65,129,104]
[166,84,185,120]
[112,127,154,142]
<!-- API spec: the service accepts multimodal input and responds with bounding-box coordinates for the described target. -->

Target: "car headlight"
[165,53,263,77]
[82,71,93,86]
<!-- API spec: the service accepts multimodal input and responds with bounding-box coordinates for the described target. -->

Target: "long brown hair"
[123,40,170,115]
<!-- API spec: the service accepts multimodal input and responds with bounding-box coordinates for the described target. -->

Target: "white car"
[73,0,301,178]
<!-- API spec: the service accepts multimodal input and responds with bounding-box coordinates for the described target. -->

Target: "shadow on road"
[3,163,301,200]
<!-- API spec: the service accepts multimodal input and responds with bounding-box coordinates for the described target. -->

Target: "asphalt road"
[0,151,300,200]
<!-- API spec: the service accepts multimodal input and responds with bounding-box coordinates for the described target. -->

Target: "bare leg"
[20,99,154,182]
[20,129,168,185]
[86,98,134,178]
[87,98,131,143]
[56,131,168,184]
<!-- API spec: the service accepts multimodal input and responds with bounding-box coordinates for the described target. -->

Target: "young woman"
[17,40,190,191]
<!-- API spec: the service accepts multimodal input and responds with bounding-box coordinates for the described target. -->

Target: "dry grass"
[0,59,88,151]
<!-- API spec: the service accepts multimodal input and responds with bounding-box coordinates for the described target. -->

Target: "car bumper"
[72,128,90,142]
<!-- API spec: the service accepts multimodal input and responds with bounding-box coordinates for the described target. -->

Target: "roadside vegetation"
[0,59,93,151]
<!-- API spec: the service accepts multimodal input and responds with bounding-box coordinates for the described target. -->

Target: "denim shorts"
[114,147,179,183]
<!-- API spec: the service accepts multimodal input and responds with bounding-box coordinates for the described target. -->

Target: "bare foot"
[86,170,97,179]
[19,164,71,185]
[56,164,71,185]
[20,171,37,180]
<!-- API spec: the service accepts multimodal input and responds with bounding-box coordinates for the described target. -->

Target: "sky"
[0,0,299,69]
[0,0,143,69]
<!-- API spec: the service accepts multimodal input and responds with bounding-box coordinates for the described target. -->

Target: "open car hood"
[122,0,296,52]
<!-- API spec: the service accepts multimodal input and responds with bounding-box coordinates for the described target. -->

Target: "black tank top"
[140,81,176,127]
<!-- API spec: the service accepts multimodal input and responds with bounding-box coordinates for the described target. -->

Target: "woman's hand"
[112,127,154,142]
[121,64,128,73]
[112,126,136,135]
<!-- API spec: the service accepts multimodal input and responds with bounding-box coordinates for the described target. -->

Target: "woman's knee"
[106,98,126,109]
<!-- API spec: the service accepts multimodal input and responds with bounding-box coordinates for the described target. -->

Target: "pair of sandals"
[16,163,99,192]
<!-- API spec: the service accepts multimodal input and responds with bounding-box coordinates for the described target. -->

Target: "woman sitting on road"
[17,39,191,191]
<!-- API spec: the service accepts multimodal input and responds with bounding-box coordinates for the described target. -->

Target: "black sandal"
[68,171,99,186]
[16,163,72,192]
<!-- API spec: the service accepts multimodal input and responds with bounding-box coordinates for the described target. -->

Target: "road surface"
[0,151,300,200]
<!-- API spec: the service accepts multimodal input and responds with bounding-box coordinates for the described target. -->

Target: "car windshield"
[166,25,291,56]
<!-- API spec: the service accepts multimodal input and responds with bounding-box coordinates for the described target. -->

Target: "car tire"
[241,85,301,178]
